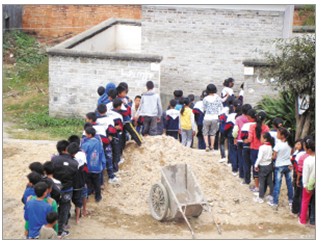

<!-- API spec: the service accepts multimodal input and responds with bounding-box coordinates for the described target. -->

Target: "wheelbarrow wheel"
[149,182,169,221]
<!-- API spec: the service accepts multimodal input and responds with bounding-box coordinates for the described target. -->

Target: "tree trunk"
[295,97,311,140]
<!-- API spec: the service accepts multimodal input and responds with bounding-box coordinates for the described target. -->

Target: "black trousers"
[258,164,274,199]
[58,189,73,235]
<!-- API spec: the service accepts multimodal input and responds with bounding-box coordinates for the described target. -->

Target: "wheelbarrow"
[149,164,221,239]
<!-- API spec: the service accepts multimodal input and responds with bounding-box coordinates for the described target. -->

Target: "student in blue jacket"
[81,127,105,203]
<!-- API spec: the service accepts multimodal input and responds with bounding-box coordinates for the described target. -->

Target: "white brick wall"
[141,5,287,105]
[49,55,161,118]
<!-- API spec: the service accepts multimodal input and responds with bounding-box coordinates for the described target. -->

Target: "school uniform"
[225,112,238,172]
[165,108,180,140]
[193,100,206,149]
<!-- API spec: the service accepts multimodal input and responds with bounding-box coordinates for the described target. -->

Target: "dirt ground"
[2,135,316,239]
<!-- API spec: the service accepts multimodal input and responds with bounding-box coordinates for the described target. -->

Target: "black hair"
[295,139,304,151]
[246,109,257,120]
[86,112,97,122]
[135,95,141,100]
[68,135,80,146]
[173,90,183,98]
[200,90,207,100]
[113,98,123,109]
[43,161,55,175]
[278,127,294,148]
[255,111,267,140]
[97,86,105,96]
[227,77,234,84]
[85,127,96,137]
[43,177,54,189]
[83,122,93,130]
[178,97,185,105]
[97,104,107,114]
[303,135,315,152]
[67,142,80,156]
[34,182,48,198]
[272,118,284,129]
[170,99,177,108]
[119,82,128,91]
[108,89,118,99]
[146,81,154,90]
[29,162,44,175]
[233,99,242,116]
[188,94,195,102]
[117,84,127,95]
[27,171,42,185]
[56,140,69,155]
[46,211,58,224]
[223,79,229,87]
[206,84,217,94]
[241,104,252,115]
[263,132,275,148]
[180,98,190,115]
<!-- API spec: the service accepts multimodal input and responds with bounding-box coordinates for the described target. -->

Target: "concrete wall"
[72,25,141,53]
[141,5,293,106]
[48,55,161,118]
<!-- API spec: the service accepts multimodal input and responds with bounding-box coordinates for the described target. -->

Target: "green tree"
[264,35,315,139]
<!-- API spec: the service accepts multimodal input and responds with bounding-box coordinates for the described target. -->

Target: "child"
[98,82,116,105]
[131,95,144,134]
[39,212,58,239]
[43,161,61,204]
[203,84,223,151]
[81,127,104,202]
[24,182,53,239]
[67,140,88,224]
[299,136,315,225]
[268,127,294,210]
[22,172,42,205]
[233,104,252,180]
[225,99,242,175]
[240,108,256,185]
[96,86,105,105]
[51,140,78,237]
[25,179,59,235]
[193,90,207,149]
[291,139,305,215]
[173,90,184,110]
[188,94,195,109]
[96,105,119,183]
[111,98,125,167]
[29,162,45,177]
[136,81,162,136]
[179,97,196,147]
[254,132,274,204]
[117,84,142,146]
[248,111,270,193]
[165,99,180,140]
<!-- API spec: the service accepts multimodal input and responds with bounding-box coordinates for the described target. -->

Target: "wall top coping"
[47,18,162,63]
[144,5,293,12]
[242,59,271,67]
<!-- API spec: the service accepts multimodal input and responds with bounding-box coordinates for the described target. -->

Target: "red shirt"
[248,123,270,150]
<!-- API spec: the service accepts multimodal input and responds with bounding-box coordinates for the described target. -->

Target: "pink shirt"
[248,123,270,150]
[235,115,248,141]
[297,153,309,173]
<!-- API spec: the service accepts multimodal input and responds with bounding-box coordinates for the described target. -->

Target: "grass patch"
[3,31,83,140]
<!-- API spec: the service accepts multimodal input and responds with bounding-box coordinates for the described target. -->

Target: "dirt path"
[2,136,315,239]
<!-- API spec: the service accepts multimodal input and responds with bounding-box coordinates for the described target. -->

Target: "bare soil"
[2,135,315,239]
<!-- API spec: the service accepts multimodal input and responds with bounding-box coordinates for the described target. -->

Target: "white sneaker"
[232,172,238,176]
[118,158,125,165]
[219,158,226,163]
[253,197,264,204]
[108,177,120,184]
[265,195,273,202]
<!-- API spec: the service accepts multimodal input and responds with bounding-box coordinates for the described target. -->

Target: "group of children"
[22,79,315,239]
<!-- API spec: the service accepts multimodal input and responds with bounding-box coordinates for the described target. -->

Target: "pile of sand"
[3,136,314,239]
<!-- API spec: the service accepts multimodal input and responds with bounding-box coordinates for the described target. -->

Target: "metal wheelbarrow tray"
[149,164,221,238]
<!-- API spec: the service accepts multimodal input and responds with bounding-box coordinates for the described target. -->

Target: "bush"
[255,91,296,133]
